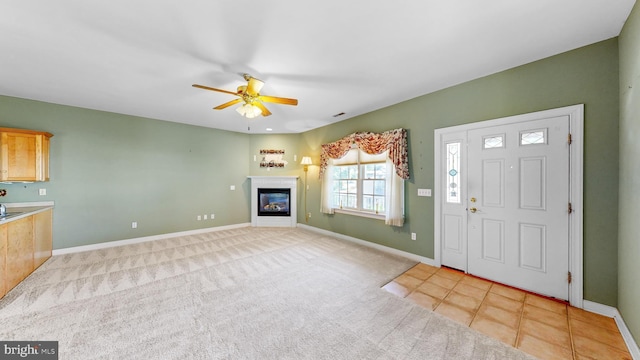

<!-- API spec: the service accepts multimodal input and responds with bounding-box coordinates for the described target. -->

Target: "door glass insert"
[520,129,546,145]
[446,142,461,203]
[483,134,505,149]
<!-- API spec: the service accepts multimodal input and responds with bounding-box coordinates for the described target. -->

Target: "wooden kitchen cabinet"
[5,216,34,294]
[0,224,6,298]
[33,209,53,269]
[0,127,53,182]
[1,209,52,299]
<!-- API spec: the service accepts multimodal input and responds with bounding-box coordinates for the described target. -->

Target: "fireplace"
[258,188,291,216]
[248,176,298,227]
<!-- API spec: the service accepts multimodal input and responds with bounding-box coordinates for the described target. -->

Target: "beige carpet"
[0,227,536,359]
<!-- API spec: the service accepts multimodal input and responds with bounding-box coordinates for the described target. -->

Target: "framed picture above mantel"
[259,149,287,168]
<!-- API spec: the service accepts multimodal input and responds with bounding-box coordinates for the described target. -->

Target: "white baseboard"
[583,300,619,317]
[52,223,251,255]
[583,300,640,359]
[296,223,436,266]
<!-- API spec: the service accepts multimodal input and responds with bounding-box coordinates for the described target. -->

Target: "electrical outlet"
[211,214,215,219]
[197,215,202,221]
[411,232,417,240]
[230,185,236,191]
[131,222,137,229]
[39,188,46,196]
[204,214,208,220]
[308,212,311,218]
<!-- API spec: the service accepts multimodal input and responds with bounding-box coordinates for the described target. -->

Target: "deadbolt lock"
[470,197,477,203]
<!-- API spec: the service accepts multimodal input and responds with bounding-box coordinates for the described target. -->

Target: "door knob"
[469,207,478,213]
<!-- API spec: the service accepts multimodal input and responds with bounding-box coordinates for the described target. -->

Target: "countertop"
[0,201,54,224]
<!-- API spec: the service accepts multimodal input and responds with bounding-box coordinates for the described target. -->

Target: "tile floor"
[382,263,632,360]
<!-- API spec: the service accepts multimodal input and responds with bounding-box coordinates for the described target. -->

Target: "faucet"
[0,204,5,217]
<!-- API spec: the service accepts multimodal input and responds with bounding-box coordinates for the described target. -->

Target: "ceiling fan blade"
[254,102,272,117]
[192,84,239,96]
[213,98,243,110]
[246,77,265,96]
[258,95,298,106]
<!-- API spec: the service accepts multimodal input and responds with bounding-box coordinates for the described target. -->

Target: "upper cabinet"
[0,128,53,182]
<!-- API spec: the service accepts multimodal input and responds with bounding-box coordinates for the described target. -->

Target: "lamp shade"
[236,103,262,118]
[300,156,313,165]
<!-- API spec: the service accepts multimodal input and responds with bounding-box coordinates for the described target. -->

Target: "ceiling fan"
[192,74,298,118]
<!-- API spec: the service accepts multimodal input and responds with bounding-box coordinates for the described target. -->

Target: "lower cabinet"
[6,216,34,295]
[0,224,6,298]
[34,210,53,269]
[0,209,52,299]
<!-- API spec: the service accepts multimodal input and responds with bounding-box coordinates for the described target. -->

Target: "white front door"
[466,116,569,300]
[436,106,581,302]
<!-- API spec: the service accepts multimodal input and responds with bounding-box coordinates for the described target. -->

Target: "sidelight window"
[446,141,461,204]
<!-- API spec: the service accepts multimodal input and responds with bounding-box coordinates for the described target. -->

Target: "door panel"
[466,116,569,300]
[519,223,546,272]
[440,133,467,271]
[481,219,505,263]
[520,157,546,210]
[443,215,463,254]
[482,159,504,207]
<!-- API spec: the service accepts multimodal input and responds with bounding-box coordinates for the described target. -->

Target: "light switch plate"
[39,188,46,196]
[417,188,432,197]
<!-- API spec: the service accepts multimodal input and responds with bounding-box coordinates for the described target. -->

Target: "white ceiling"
[1,1,635,134]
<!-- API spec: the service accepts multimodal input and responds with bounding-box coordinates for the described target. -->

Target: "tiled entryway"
[382,263,632,360]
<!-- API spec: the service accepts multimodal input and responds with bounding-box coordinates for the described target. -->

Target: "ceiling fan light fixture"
[193,74,297,119]
[236,103,262,118]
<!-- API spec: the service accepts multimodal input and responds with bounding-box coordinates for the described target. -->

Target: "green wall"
[300,38,620,306]
[618,1,640,343]
[0,96,251,249]
[0,36,622,309]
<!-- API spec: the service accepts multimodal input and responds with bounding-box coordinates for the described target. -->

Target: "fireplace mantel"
[248,176,298,227]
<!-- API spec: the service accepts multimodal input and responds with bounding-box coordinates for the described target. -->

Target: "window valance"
[319,128,410,180]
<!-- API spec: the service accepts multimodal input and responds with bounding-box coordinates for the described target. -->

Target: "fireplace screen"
[258,188,291,216]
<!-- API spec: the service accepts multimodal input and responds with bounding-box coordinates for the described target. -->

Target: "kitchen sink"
[0,211,25,220]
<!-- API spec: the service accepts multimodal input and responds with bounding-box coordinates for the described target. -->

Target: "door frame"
[433,104,584,307]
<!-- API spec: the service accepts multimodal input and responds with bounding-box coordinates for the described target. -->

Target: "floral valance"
[320,128,409,179]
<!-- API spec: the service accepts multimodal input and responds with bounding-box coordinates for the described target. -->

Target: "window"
[446,141,461,204]
[520,129,546,145]
[483,134,505,149]
[331,147,388,214]
[362,163,386,213]
[319,128,409,227]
